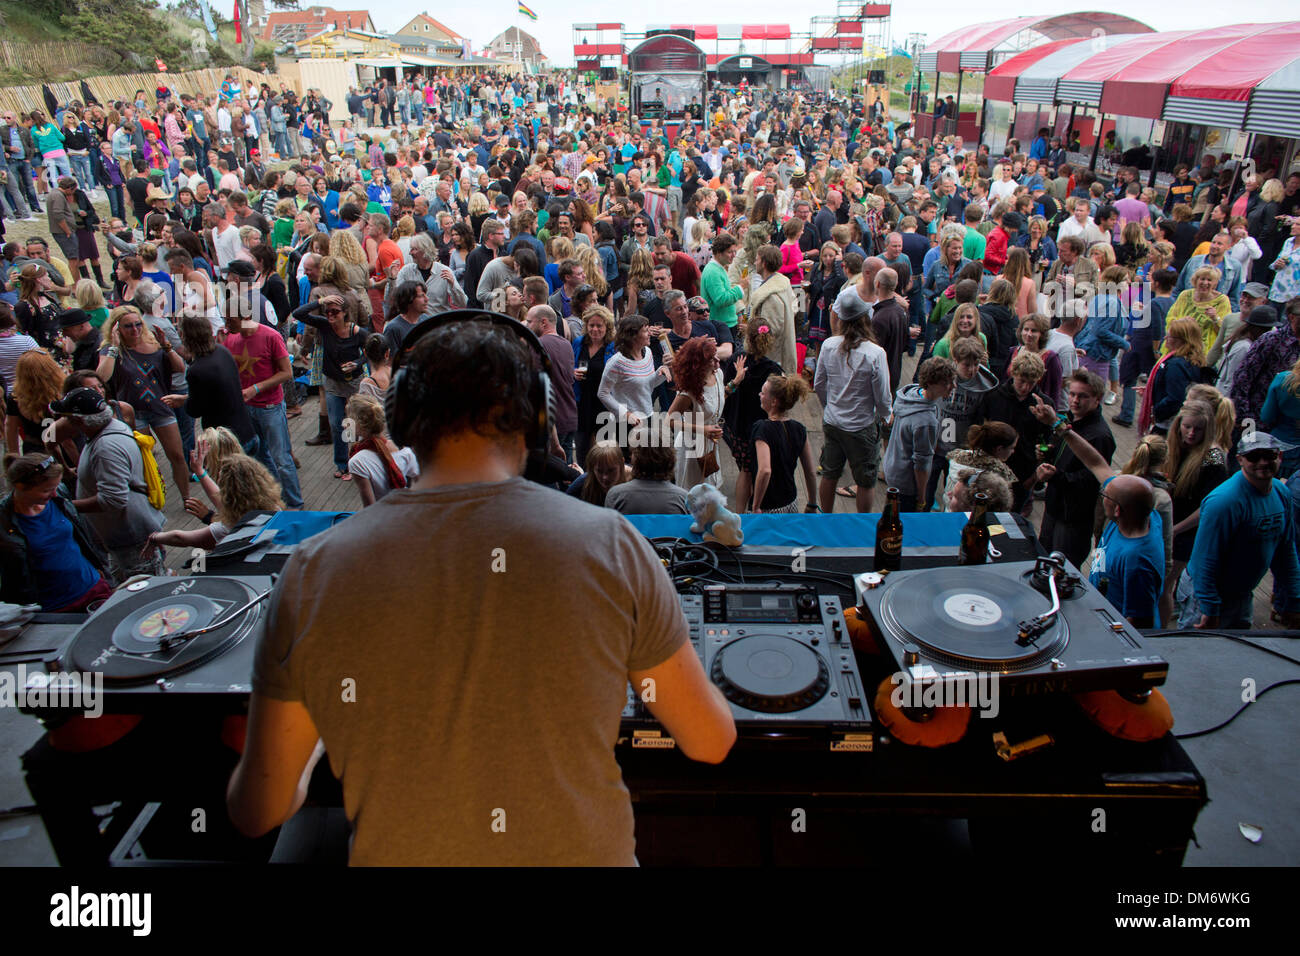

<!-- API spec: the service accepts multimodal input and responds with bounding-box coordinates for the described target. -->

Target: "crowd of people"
[2,71,1299,629]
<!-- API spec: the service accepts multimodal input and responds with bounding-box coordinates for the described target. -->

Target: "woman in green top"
[933,303,988,360]
[271,198,298,250]
[29,110,72,182]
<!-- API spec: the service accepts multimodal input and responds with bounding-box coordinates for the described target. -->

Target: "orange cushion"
[1074,688,1174,742]
[843,606,879,655]
[873,676,971,747]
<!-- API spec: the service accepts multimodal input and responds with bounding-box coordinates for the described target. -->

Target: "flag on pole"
[233,0,242,44]
[517,2,539,20]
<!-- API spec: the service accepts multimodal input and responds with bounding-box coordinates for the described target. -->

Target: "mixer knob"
[797,592,817,613]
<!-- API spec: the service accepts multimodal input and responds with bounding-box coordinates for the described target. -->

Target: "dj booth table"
[8,510,1207,866]
[618,513,1207,866]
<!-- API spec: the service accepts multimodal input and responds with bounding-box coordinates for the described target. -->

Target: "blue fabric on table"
[251,510,352,546]
[621,513,970,548]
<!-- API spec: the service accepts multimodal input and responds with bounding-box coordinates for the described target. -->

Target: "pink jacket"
[779,240,804,285]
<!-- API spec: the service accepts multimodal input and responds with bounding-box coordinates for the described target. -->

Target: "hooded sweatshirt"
[883,384,941,496]
[937,365,998,456]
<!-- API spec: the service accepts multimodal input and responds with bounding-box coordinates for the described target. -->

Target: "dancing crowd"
[1,70,1298,632]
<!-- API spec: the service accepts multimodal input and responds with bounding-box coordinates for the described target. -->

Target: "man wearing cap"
[1209,282,1270,369]
[1188,431,1300,629]
[56,309,101,372]
[54,387,165,579]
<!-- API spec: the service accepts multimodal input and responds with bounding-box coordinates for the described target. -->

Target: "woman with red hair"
[667,336,725,489]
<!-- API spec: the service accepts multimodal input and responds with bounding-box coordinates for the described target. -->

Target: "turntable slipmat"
[63,577,262,684]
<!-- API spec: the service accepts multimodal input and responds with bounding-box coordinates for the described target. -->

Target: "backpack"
[131,429,167,512]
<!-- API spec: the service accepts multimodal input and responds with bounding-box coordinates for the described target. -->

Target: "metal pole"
[1089,113,1103,173]
[954,69,963,141]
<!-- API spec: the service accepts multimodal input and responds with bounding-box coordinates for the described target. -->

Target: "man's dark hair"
[1069,367,1106,400]
[1151,267,1177,293]
[393,280,423,316]
[399,321,537,462]
[918,356,957,389]
[630,442,677,481]
[712,233,737,256]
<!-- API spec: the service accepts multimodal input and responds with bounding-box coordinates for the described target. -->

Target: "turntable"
[23,575,273,715]
[622,585,874,752]
[856,554,1167,696]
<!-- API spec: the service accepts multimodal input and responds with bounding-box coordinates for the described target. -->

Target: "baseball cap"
[494,193,511,208]
[57,308,92,330]
[250,148,260,156]
[1242,281,1270,299]
[1237,431,1295,455]
[49,387,108,417]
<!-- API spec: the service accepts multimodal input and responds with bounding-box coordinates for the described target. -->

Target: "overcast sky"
[368,3,1299,66]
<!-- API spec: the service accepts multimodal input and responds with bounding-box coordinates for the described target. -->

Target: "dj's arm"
[227,696,323,837]
[630,644,736,764]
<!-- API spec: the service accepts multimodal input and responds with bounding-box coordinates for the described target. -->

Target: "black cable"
[1174,680,1300,739]
[1146,629,1300,669]
[1144,629,1300,738]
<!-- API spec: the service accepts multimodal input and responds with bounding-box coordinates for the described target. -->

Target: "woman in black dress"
[164,315,257,458]
[722,322,784,512]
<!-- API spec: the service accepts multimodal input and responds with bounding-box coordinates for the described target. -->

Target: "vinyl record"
[63,577,263,685]
[878,567,1068,671]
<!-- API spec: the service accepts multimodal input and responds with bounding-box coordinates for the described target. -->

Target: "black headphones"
[386,309,555,482]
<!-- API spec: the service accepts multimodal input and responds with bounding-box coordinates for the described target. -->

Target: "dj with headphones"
[228,310,736,865]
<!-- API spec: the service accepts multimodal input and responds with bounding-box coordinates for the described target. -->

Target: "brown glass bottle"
[957,492,991,565]
[875,487,903,572]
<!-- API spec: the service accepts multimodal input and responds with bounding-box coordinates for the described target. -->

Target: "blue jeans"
[326,391,351,474]
[907,291,926,356]
[1,165,30,218]
[68,153,94,194]
[9,159,40,209]
[248,401,304,508]
[103,183,124,222]
[273,130,290,157]
[42,153,72,185]
[1118,386,1137,423]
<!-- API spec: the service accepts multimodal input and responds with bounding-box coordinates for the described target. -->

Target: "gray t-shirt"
[604,478,690,515]
[76,418,165,550]
[252,476,686,865]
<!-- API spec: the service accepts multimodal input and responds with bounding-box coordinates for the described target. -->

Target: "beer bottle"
[875,487,903,572]
[957,492,990,565]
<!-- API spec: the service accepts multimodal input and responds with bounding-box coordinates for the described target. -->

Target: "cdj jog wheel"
[878,567,1069,672]
[710,634,831,713]
[61,577,264,685]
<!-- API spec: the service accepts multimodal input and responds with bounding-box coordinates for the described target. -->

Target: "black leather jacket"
[0,490,110,608]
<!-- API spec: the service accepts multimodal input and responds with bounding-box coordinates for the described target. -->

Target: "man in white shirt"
[217,103,232,140]
[1056,197,1107,247]
[1044,300,1085,412]
[210,202,242,270]
[988,164,1018,205]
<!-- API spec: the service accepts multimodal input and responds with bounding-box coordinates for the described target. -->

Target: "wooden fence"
[0,63,296,118]
[0,40,105,75]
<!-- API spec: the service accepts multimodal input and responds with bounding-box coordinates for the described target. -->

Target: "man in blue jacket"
[1190,431,1300,629]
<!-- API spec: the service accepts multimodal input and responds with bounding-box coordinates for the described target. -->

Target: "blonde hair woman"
[574,243,607,302]
[74,278,109,328]
[10,350,66,453]
[1165,397,1230,604]
[96,304,190,498]
[148,454,283,552]
[624,248,654,317]
[1167,265,1230,352]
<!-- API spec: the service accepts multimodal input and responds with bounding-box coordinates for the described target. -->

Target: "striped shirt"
[597,348,659,419]
[0,332,41,393]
